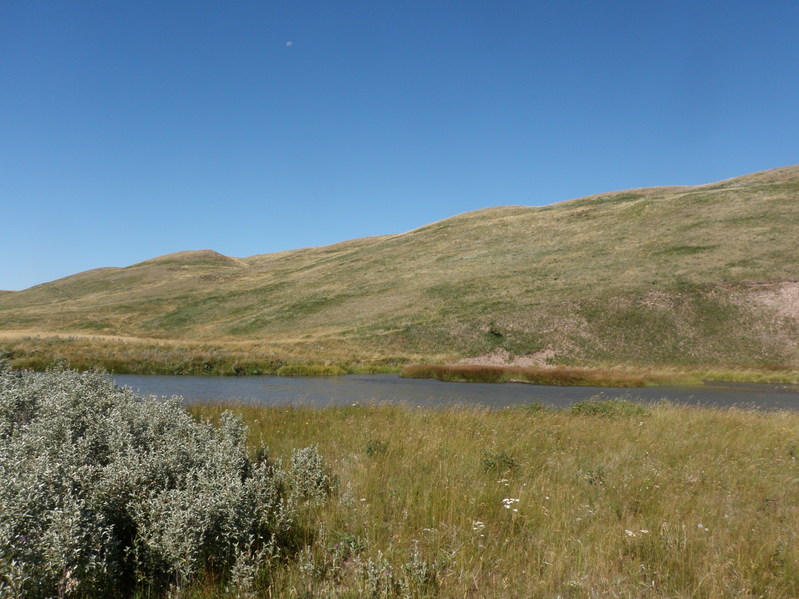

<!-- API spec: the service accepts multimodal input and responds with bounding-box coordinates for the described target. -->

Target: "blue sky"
[2,1,798,290]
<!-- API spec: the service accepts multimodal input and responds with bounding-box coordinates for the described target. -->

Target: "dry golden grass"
[185,400,799,598]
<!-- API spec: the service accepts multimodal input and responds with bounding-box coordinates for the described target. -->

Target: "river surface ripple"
[112,374,799,410]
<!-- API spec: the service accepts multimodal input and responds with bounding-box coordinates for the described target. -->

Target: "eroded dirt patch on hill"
[732,281,799,366]
[747,281,799,322]
[459,347,559,367]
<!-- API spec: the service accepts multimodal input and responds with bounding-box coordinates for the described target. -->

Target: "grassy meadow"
[181,399,799,598]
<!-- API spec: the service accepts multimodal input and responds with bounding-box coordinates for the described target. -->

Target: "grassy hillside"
[1,165,798,373]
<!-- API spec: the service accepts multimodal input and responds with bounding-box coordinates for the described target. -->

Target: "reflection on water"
[112,374,799,410]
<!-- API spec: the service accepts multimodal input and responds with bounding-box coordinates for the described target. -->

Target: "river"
[112,374,799,410]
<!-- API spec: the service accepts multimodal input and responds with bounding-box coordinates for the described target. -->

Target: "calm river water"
[113,374,799,411]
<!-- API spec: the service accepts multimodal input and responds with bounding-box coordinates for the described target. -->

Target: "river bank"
[2,333,797,386]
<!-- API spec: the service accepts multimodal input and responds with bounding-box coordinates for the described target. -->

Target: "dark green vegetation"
[1,165,798,376]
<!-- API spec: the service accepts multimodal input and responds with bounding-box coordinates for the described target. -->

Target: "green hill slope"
[1,165,798,371]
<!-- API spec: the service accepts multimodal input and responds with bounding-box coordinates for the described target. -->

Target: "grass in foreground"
[185,400,799,598]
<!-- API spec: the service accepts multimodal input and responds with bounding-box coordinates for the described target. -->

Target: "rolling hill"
[1,165,798,373]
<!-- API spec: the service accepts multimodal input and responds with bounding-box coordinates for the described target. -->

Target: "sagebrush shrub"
[0,367,329,598]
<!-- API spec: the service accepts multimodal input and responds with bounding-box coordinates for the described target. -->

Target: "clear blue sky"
[2,1,798,290]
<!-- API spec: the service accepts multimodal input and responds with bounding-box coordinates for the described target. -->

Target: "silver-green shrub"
[0,366,329,597]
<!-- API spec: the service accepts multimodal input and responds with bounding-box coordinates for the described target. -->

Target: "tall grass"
[185,399,799,598]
